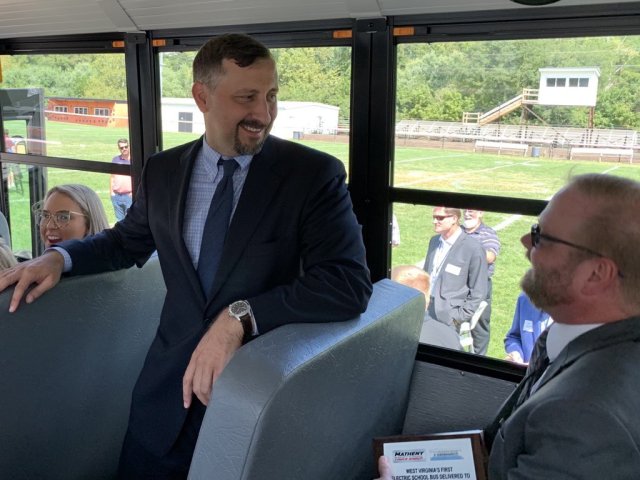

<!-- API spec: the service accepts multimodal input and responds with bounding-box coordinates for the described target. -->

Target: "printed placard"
[373,431,487,480]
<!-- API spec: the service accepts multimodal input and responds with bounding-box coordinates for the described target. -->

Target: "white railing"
[393,120,638,150]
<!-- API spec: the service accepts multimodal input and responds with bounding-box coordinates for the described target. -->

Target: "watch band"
[237,312,253,343]
[229,300,255,343]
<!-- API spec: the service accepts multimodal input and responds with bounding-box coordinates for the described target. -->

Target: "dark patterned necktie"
[484,329,550,450]
[197,158,238,295]
[513,328,550,409]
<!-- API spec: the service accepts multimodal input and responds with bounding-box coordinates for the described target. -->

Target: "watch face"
[230,300,250,317]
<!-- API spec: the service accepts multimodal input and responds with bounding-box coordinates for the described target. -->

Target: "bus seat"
[188,279,425,480]
[0,272,423,480]
[0,257,165,480]
[0,210,10,248]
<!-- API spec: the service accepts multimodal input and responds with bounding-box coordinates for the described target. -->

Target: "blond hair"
[392,265,431,309]
[0,237,16,270]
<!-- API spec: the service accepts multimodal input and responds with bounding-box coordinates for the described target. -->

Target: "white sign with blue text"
[383,438,477,480]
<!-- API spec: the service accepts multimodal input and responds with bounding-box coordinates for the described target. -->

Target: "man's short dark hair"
[193,34,273,88]
[443,207,462,223]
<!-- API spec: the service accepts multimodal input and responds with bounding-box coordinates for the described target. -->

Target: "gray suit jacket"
[489,316,640,479]
[423,231,487,327]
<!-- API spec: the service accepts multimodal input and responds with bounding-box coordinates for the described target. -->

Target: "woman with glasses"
[33,184,109,249]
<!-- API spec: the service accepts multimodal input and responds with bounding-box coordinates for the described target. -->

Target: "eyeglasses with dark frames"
[530,224,624,278]
[118,144,129,151]
[35,210,86,228]
[433,215,453,222]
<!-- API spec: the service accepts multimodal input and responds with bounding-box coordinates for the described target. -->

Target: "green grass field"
[5,120,640,360]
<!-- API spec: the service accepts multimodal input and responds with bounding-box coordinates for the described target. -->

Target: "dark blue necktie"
[484,329,549,450]
[197,158,239,295]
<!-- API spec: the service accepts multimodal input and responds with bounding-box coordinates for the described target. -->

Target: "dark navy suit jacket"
[60,135,372,455]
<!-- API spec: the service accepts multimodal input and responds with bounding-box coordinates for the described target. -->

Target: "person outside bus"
[0,34,372,478]
[3,129,14,153]
[110,138,133,222]
[392,265,461,350]
[504,292,553,364]
[423,207,487,339]
[462,208,501,355]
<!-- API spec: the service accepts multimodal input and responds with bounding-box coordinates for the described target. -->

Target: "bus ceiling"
[0,0,639,41]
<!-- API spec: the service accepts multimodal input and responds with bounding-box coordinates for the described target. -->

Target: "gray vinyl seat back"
[188,279,425,480]
[0,257,165,480]
[0,210,10,248]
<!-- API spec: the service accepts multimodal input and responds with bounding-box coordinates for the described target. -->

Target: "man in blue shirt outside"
[463,209,501,355]
[504,292,553,364]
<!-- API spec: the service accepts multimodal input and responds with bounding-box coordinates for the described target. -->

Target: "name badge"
[523,320,534,332]
[445,263,461,276]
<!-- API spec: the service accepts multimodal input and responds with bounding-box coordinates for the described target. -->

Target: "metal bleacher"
[395,120,638,153]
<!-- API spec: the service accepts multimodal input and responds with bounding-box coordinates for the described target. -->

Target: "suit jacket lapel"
[434,231,464,277]
[445,230,465,260]
[168,137,206,305]
[205,138,283,308]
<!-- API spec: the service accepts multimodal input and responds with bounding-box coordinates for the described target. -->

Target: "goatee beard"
[234,121,270,155]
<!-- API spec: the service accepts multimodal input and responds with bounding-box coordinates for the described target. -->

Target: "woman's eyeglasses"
[35,210,86,228]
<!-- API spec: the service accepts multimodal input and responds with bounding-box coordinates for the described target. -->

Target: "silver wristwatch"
[229,300,254,342]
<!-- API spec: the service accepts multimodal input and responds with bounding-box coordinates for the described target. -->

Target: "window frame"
[2,3,640,376]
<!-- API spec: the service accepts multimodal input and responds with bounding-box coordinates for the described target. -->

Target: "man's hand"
[0,251,64,312]
[374,456,393,480]
[506,351,526,365]
[182,308,244,408]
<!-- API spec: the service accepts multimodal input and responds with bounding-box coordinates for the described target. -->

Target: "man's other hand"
[506,351,526,365]
[182,308,244,408]
[0,251,64,312]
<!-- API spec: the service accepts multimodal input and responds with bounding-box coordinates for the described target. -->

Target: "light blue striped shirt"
[183,140,252,268]
[55,139,253,271]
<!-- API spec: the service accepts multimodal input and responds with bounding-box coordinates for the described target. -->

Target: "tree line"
[1,36,639,128]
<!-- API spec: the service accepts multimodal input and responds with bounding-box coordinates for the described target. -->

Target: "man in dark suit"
[488,173,640,478]
[0,34,372,478]
[422,207,487,344]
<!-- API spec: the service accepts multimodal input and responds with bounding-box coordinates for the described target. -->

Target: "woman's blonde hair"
[0,237,16,270]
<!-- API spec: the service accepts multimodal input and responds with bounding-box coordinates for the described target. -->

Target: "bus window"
[393,36,640,200]
[0,53,127,162]
[392,203,537,360]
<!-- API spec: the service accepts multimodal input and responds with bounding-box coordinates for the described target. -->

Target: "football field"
[305,140,640,358]
[5,126,640,359]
